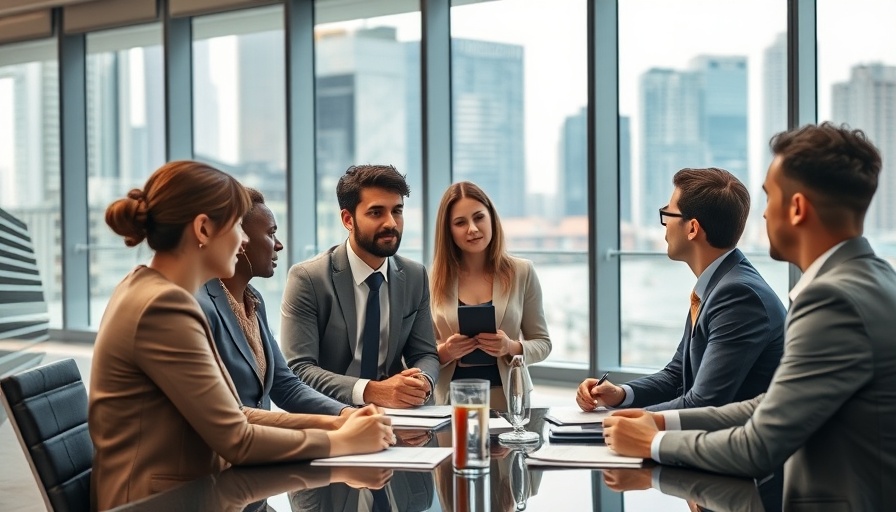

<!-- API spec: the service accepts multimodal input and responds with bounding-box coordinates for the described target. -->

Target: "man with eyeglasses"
[576,167,785,412]
[604,124,896,510]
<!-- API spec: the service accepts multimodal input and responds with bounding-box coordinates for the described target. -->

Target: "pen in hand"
[590,371,611,405]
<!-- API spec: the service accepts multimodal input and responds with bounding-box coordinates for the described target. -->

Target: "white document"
[544,406,611,425]
[383,406,453,418]
[525,444,643,469]
[389,416,450,429]
[310,447,453,470]
[488,417,513,433]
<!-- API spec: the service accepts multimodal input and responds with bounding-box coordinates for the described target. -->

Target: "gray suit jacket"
[626,249,785,411]
[280,244,440,404]
[196,279,345,415]
[658,237,896,511]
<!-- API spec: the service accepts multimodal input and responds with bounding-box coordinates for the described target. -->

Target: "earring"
[199,243,205,249]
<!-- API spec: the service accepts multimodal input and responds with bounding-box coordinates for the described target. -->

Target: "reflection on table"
[110,408,776,512]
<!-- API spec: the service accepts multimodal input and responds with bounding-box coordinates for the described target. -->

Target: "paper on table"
[488,416,513,433]
[383,406,453,418]
[389,416,450,429]
[525,444,643,468]
[310,447,453,470]
[544,406,611,425]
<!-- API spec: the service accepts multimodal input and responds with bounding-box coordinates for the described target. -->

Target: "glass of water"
[499,355,540,444]
[450,379,490,473]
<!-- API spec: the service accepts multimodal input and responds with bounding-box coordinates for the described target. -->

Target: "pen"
[591,371,611,401]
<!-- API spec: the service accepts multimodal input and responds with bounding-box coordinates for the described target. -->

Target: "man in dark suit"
[577,168,785,412]
[604,123,896,510]
[197,188,350,421]
[281,165,439,408]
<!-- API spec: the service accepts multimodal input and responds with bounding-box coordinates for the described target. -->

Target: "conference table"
[112,409,780,512]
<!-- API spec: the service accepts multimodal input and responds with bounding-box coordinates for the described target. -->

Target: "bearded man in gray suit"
[281,165,439,409]
[604,122,896,511]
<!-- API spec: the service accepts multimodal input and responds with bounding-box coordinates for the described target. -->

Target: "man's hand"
[602,468,653,492]
[363,369,431,408]
[602,409,660,458]
[576,378,625,411]
[476,329,520,357]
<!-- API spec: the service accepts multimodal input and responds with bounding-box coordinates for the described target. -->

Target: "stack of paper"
[384,406,452,429]
[310,447,453,470]
[544,406,611,425]
[525,444,643,469]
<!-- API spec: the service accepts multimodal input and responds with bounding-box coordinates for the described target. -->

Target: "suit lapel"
[253,292,275,394]
[386,257,405,369]
[331,245,359,358]
[207,280,263,387]
[690,249,745,337]
[492,273,509,329]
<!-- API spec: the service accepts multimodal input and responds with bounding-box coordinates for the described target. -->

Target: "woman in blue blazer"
[197,188,351,421]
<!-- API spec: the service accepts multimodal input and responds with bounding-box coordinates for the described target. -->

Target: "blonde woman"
[430,181,551,410]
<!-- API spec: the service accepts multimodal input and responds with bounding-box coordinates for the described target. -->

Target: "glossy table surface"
[112,409,780,512]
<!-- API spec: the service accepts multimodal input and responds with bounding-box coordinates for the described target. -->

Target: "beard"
[354,223,402,258]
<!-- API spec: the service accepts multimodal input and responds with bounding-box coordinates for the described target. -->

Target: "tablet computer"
[458,304,497,365]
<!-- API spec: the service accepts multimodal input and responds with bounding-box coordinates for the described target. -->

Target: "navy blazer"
[626,249,786,411]
[197,279,346,415]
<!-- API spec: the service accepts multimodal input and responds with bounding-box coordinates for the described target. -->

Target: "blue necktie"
[371,488,390,512]
[360,272,385,380]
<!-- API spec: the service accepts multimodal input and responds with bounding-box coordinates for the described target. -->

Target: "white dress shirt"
[345,240,391,405]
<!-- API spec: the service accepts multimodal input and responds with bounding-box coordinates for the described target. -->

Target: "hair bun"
[105,188,149,247]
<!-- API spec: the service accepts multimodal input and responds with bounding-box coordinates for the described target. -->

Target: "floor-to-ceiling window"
[450,0,588,365]
[193,5,290,335]
[0,39,62,328]
[618,0,789,369]
[313,1,424,263]
[85,24,165,327]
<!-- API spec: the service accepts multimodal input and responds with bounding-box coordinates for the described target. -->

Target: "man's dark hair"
[336,165,411,215]
[770,122,881,230]
[673,167,750,249]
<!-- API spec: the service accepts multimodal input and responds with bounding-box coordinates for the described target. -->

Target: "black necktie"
[360,272,385,380]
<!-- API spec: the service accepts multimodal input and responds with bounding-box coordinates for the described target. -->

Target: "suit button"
[257,401,262,407]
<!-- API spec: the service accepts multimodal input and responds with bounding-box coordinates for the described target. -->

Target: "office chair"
[0,358,92,512]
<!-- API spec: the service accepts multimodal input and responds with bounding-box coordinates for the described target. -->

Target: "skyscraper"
[831,63,896,234]
[638,56,748,229]
[451,38,525,218]
[639,67,703,227]
[315,27,413,249]
[560,107,587,216]
[762,33,787,173]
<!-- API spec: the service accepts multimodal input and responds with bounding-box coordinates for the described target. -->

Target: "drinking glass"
[450,379,490,473]
[499,355,540,444]
[508,447,530,511]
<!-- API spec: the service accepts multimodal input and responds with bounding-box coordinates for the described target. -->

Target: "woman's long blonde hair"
[430,181,514,306]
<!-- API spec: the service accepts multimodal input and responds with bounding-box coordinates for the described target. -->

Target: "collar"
[345,239,390,286]
[693,249,735,301]
[789,240,850,302]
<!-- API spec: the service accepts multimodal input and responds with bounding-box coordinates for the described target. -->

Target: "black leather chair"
[0,358,92,512]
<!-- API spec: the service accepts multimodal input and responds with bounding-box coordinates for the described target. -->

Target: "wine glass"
[499,355,540,444]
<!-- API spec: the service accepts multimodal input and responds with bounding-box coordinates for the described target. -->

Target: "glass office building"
[2,0,895,382]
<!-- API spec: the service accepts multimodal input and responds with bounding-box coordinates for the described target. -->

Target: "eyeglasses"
[659,208,687,226]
